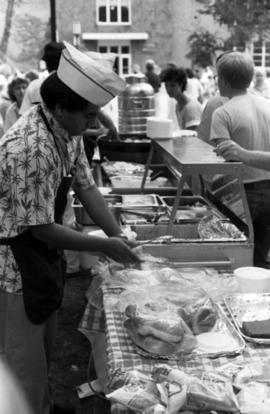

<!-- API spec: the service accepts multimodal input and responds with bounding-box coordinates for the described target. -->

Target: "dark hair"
[7,76,29,102]
[159,67,187,91]
[186,68,194,78]
[25,69,39,82]
[41,41,65,73]
[145,59,155,71]
[40,71,89,111]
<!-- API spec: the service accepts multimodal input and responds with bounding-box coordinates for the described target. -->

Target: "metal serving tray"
[161,195,226,222]
[121,194,163,208]
[224,293,270,344]
[72,195,122,225]
[130,303,245,360]
[104,287,245,361]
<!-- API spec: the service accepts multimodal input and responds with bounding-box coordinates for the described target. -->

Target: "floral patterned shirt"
[0,103,94,294]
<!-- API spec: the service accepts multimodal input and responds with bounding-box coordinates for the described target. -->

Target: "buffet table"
[140,137,254,268]
[79,279,270,414]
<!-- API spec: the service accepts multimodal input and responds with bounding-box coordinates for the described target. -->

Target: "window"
[97,0,131,25]
[251,41,270,68]
[98,42,131,76]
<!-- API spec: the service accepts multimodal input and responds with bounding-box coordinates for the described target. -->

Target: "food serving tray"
[121,194,163,208]
[224,293,270,344]
[161,196,226,222]
[104,287,245,361]
[132,304,245,361]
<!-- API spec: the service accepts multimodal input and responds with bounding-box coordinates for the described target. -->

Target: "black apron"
[0,106,73,324]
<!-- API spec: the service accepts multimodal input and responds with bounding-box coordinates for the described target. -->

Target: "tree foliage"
[0,0,17,56]
[197,0,270,42]
[12,14,48,64]
[186,29,221,67]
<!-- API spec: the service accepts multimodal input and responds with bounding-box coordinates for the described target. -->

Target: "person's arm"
[97,108,119,140]
[83,109,119,140]
[30,222,140,265]
[214,140,270,171]
[182,101,203,131]
[209,106,231,147]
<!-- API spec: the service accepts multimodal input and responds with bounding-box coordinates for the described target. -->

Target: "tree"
[197,0,270,45]
[12,13,48,66]
[186,29,222,67]
[0,0,17,57]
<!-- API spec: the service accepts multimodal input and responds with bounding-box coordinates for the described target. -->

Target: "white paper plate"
[197,332,237,351]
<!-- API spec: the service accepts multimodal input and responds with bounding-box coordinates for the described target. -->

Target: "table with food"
[75,137,270,413]
[79,252,270,414]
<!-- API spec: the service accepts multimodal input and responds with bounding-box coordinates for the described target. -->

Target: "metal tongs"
[121,209,167,224]
[138,235,173,245]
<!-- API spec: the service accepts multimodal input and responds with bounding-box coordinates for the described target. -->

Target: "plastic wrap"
[106,370,168,414]
[153,365,239,413]
[118,277,219,357]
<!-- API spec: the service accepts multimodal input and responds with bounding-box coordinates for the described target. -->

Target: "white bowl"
[234,266,270,293]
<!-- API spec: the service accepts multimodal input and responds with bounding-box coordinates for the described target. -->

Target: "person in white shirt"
[210,51,270,266]
[160,66,202,131]
[4,75,29,132]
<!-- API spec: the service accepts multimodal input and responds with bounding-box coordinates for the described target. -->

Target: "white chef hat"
[57,41,126,106]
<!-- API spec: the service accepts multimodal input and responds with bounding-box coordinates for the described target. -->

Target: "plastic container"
[234,266,270,293]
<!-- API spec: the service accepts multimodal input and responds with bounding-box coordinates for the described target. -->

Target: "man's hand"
[101,237,141,265]
[214,141,246,162]
[106,127,120,141]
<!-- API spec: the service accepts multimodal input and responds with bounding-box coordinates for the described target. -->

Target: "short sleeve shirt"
[0,103,94,294]
[210,93,270,183]
[176,99,202,129]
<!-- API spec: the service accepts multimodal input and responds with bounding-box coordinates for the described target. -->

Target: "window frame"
[96,0,131,25]
[251,40,270,68]
[98,41,131,76]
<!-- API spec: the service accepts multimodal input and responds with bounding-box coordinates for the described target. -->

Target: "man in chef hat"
[0,42,139,414]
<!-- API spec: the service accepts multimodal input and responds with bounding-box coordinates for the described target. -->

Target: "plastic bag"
[119,274,218,357]
[153,365,239,413]
[106,370,168,413]
[234,362,270,388]
[237,382,270,414]
[177,267,239,302]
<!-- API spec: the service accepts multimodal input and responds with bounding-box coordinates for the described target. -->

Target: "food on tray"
[124,315,193,356]
[177,306,217,335]
[198,215,245,240]
[241,319,270,338]
[121,194,159,207]
[125,317,185,344]
[121,276,218,356]
[175,203,210,221]
[102,161,149,177]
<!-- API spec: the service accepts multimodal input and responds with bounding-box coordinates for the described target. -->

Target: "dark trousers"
[245,185,270,266]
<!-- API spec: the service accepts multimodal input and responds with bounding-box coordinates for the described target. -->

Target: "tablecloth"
[79,285,270,414]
